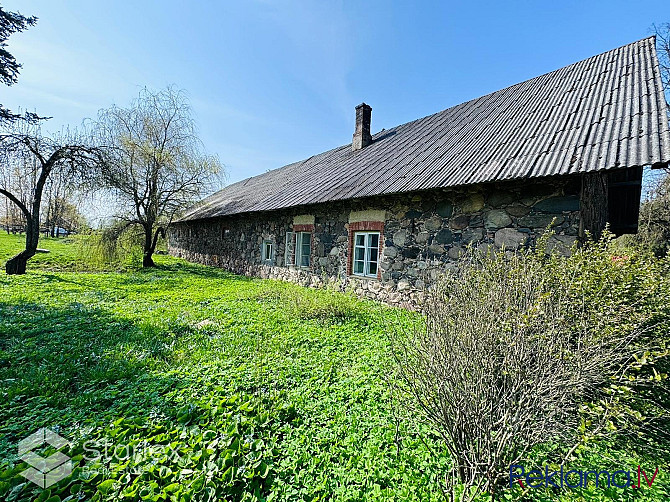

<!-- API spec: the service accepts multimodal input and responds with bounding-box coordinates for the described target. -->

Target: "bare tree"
[0,122,101,274]
[42,166,83,237]
[639,24,670,253]
[653,23,670,96]
[90,87,222,267]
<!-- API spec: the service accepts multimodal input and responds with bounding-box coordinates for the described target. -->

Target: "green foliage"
[0,234,444,501]
[76,226,145,270]
[0,233,668,501]
[537,233,670,451]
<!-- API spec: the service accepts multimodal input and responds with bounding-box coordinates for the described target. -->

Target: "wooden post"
[579,171,608,241]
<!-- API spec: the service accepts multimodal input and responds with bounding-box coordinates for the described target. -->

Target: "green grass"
[0,233,89,271]
[0,233,668,501]
[0,233,448,501]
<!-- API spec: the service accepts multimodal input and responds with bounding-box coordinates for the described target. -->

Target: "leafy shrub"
[389,235,670,501]
[77,225,144,270]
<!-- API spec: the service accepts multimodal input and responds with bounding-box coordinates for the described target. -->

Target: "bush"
[77,225,144,270]
[389,235,670,501]
[251,280,365,320]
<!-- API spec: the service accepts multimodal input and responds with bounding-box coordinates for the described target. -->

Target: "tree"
[0,122,101,274]
[42,166,85,236]
[91,87,222,267]
[653,23,670,95]
[0,5,37,123]
[638,24,670,254]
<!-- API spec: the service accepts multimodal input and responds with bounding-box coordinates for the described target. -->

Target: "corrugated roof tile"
[180,37,670,221]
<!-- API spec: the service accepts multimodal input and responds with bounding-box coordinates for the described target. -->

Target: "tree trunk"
[143,225,155,267]
[579,171,608,241]
[6,217,39,274]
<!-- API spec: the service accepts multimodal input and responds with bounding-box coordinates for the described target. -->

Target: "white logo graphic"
[18,428,72,488]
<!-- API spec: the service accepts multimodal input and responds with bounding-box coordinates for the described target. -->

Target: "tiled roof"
[181,37,670,221]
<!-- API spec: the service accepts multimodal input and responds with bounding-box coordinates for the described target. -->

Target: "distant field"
[0,233,667,501]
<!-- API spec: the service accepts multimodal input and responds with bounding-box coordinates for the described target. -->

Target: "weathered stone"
[546,235,577,256]
[450,214,470,230]
[533,195,579,213]
[448,246,463,259]
[506,204,531,217]
[469,214,484,227]
[415,279,425,289]
[517,214,564,229]
[368,281,382,294]
[436,201,454,218]
[428,244,445,254]
[402,247,420,259]
[488,191,515,207]
[462,227,484,243]
[170,177,582,307]
[383,246,398,258]
[435,228,454,244]
[397,279,411,291]
[460,193,485,213]
[424,216,442,231]
[416,231,430,244]
[393,229,407,247]
[494,228,527,250]
[485,209,512,229]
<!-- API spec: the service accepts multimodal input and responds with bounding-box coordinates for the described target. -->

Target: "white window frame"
[261,240,274,263]
[352,231,380,278]
[296,231,311,268]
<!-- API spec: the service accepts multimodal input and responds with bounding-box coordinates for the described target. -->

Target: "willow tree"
[92,87,221,267]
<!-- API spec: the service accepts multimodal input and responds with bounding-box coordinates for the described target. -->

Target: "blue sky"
[3,0,669,186]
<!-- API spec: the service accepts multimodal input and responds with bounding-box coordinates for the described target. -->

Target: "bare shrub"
[389,244,659,501]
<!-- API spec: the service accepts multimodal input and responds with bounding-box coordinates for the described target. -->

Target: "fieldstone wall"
[169,175,582,304]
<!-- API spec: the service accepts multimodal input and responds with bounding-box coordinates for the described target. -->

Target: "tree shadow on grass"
[0,301,206,459]
[0,300,278,502]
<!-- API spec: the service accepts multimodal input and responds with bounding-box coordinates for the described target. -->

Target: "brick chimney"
[352,103,372,151]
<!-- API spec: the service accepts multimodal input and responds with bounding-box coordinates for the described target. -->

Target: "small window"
[352,232,379,278]
[262,240,274,263]
[296,232,311,268]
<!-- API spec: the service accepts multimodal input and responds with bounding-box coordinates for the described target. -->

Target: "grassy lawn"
[0,233,447,501]
[0,233,668,501]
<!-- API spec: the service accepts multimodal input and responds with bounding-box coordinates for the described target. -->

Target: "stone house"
[169,37,670,303]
